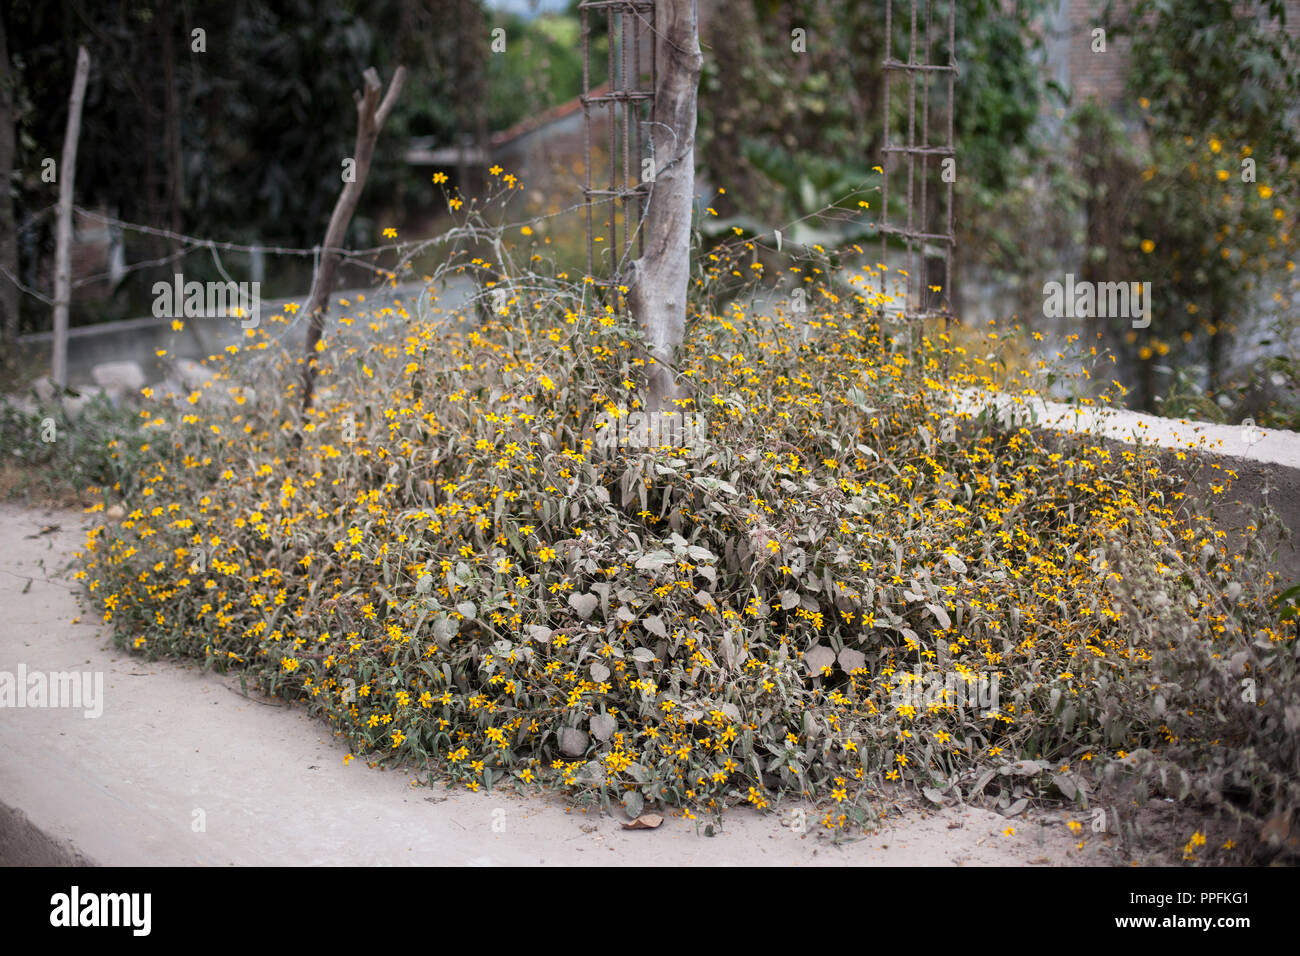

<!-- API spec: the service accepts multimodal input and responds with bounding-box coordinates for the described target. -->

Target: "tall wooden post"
[627,0,701,413]
[52,46,90,387]
[0,13,19,348]
[300,66,405,411]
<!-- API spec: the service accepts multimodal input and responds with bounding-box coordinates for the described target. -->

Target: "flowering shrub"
[74,250,1296,857]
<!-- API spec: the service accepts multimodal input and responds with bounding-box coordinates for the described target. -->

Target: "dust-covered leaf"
[635,551,674,571]
[622,813,664,830]
[804,643,835,676]
[926,603,951,630]
[838,647,866,672]
[559,727,589,756]
[568,591,599,619]
[589,713,617,741]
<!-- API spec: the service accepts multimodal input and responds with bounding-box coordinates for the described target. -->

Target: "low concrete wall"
[958,392,1300,587]
[13,279,472,388]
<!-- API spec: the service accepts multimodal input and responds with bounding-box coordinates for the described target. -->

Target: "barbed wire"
[1,183,879,319]
[0,264,54,307]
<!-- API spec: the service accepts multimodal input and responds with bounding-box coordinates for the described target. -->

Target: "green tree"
[1100,0,1300,411]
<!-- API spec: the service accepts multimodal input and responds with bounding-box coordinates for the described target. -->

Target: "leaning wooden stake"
[0,14,20,349]
[627,0,702,413]
[51,46,90,387]
[301,66,406,410]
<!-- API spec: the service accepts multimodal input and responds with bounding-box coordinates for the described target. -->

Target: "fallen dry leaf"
[622,813,663,830]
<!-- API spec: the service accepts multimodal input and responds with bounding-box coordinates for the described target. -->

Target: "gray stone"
[60,385,108,417]
[2,395,41,417]
[30,376,56,403]
[91,361,145,394]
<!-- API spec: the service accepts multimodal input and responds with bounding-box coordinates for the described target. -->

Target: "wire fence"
[3,182,898,333]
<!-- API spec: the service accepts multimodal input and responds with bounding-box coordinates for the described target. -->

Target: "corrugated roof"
[490,82,611,149]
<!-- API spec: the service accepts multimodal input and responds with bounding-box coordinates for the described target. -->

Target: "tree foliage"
[1097,0,1300,412]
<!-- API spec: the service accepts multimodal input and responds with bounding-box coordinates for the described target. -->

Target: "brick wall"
[1058,0,1300,107]
[1066,0,1132,106]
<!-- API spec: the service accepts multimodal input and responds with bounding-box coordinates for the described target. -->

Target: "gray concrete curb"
[955,391,1300,586]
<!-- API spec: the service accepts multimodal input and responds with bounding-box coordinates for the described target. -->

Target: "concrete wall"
[958,390,1300,587]
[12,279,471,389]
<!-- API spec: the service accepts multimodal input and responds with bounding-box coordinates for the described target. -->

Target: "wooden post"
[627,0,701,413]
[301,66,406,410]
[0,13,19,348]
[51,46,90,387]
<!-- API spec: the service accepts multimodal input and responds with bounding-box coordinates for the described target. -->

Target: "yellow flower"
[1259,184,1273,199]
[449,197,463,211]
[489,165,503,176]
[382,227,397,238]
[1140,239,1155,254]
[520,225,533,236]
[432,171,448,184]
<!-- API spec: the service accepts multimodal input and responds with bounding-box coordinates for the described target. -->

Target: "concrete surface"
[954,389,1300,470]
[0,504,1090,867]
[13,277,474,390]
[956,390,1300,586]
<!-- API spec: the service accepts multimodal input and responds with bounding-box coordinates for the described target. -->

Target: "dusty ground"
[0,501,1139,866]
